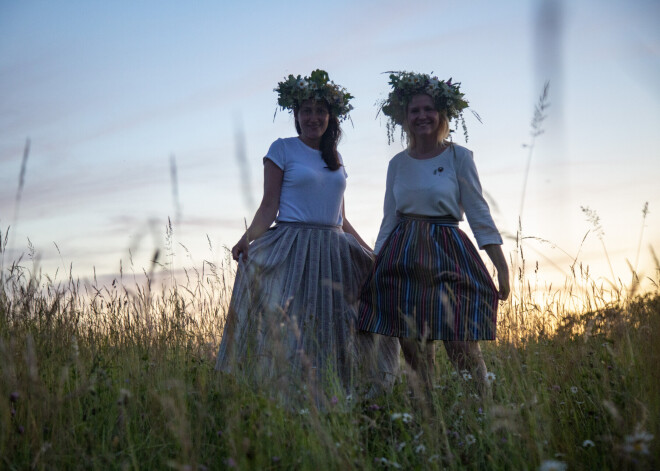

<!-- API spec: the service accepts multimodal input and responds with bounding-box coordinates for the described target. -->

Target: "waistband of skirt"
[397,211,459,226]
[275,220,342,231]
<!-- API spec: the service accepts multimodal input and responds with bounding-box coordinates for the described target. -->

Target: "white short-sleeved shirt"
[374,144,502,253]
[265,137,347,226]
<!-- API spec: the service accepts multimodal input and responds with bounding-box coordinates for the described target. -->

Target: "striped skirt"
[216,222,400,402]
[358,213,498,341]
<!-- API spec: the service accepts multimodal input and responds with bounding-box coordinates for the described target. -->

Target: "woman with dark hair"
[359,71,509,395]
[216,70,399,406]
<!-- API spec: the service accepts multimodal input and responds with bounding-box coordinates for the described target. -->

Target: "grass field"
[1,227,658,470]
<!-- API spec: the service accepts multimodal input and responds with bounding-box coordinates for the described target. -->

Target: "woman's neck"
[409,137,446,159]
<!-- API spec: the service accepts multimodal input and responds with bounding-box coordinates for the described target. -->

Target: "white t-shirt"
[374,144,503,253]
[265,137,347,226]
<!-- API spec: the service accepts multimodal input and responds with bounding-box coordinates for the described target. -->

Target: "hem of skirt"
[359,327,496,341]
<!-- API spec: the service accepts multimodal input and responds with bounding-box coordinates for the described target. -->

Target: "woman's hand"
[496,268,510,300]
[232,234,250,262]
[483,244,510,301]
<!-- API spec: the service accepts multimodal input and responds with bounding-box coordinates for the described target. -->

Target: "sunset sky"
[1,0,659,291]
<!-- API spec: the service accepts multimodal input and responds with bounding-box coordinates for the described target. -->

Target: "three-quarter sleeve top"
[374,144,502,253]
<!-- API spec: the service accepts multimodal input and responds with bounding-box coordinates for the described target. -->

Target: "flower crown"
[379,71,476,144]
[274,69,354,122]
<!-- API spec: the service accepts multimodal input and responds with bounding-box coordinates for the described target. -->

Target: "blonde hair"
[403,102,450,150]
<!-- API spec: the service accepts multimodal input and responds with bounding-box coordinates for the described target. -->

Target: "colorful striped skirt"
[216,222,400,403]
[358,213,499,341]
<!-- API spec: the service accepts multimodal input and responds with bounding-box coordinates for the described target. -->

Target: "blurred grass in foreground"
[0,223,658,470]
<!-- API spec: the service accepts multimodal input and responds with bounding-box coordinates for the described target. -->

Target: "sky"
[1,0,659,293]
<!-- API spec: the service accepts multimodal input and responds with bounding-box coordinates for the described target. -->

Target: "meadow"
[0,221,658,470]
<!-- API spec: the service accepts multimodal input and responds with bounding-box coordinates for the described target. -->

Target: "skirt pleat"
[359,216,499,341]
[216,223,399,402]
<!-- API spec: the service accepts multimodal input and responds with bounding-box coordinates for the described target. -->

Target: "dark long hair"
[294,101,343,171]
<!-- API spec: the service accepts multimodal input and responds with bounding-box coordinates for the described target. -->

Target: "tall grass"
[1,223,658,470]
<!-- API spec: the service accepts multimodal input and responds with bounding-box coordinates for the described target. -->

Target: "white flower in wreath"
[297,79,309,89]
[427,77,440,90]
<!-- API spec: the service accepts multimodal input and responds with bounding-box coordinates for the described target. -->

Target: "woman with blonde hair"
[359,71,509,394]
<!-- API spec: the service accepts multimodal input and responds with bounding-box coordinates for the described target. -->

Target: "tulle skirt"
[216,222,400,405]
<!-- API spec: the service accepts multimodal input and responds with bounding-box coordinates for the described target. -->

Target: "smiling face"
[405,94,441,140]
[295,99,330,148]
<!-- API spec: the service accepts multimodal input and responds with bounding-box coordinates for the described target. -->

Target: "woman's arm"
[373,159,398,254]
[231,159,283,262]
[341,201,372,251]
[483,244,510,300]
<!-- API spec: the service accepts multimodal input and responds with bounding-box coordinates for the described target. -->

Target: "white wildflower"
[296,79,309,89]
[538,459,567,471]
[623,429,654,455]
[391,412,413,423]
[465,434,476,446]
[397,442,406,451]
[299,408,309,415]
[570,386,578,394]
[582,439,595,448]
[415,444,426,453]
[461,370,472,381]
[486,371,496,385]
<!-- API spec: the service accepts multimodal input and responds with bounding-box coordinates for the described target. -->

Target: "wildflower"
[570,386,578,394]
[17,425,25,435]
[225,457,237,468]
[582,439,595,448]
[623,429,654,455]
[331,396,338,405]
[397,442,406,451]
[465,434,476,446]
[296,79,309,89]
[346,394,353,402]
[299,408,309,415]
[551,384,561,392]
[216,430,223,438]
[461,370,472,381]
[390,412,413,423]
[369,404,381,411]
[538,459,567,471]
[428,454,440,463]
[376,457,402,468]
[415,444,426,453]
[486,372,496,385]
[10,392,19,403]
[272,456,281,463]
